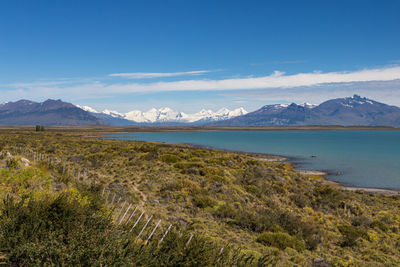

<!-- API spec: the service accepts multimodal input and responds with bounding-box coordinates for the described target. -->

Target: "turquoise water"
[102,131,400,190]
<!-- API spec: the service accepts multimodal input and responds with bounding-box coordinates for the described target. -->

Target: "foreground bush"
[256,232,305,251]
[0,190,267,266]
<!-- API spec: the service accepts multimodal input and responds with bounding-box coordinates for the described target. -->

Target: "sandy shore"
[253,157,400,196]
[253,156,287,162]
[295,169,327,176]
[291,168,400,196]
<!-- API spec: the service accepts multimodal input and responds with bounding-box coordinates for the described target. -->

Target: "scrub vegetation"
[1,130,400,266]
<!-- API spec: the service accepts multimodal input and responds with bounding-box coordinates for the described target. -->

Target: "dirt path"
[131,184,147,206]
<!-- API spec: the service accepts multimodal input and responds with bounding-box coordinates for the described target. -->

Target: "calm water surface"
[102,131,400,190]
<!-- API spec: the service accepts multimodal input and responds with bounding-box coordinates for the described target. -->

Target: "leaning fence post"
[110,193,116,206]
[137,215,153,240]
[115,201,127,221]
[130,210,144,232]
[159,224,172,244]
[216,247,224,262]
[125,207,138,225]
[146,219,161,243]
[185,234,194,247]
[105,190,110,203]
[118,204,132,225]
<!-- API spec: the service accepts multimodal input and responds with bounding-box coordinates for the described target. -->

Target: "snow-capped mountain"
[76,105,248,124]
[102,109,125,118]
[211,95,400,127]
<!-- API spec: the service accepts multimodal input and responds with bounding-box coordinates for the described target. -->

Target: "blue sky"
[1,0,400,112]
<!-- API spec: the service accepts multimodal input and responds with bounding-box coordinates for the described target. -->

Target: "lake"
[102,131,400,190]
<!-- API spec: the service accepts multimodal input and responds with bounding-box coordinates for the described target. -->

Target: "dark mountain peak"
[40,99,75,110]
[287,103,304,109]
[0,99,39,111]
[350,94,362,100]
[43,99,62,104]
[16,99,36,104]
[0,99,106,126]
[345,94,374,104]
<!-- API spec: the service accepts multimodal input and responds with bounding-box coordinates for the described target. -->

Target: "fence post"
[159,224,172,244]
[146,219,161,243]
[185,234,194,247]
[110,193,116,206]
[115,201,127,221]
[118,204,132,225]
[137,215,153,240]
[130,210,144,232]
[125,207,138,225]
[105,190,110,203]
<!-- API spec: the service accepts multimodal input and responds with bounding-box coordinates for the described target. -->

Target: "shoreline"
[254,156,400,196]
[252,155,400,196]
[97,133,400,196]
[2,125,400,133]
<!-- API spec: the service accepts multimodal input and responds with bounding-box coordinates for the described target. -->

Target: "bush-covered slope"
[1,130,400,266]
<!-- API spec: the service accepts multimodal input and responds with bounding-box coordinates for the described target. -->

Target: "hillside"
[212,95,400,127]
[0,99,106,126]
[1,130,400,266]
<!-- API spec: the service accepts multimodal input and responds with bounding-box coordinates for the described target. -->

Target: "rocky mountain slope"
[212,95,400,127]
[0,99,105,126]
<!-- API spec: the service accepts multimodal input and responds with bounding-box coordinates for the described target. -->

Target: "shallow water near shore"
[102,130,400,190]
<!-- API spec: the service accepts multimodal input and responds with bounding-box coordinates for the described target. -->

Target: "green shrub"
[213,203,237,219]
[338,225,367,247]
[193,194,216,208]
[160,154,180,163]
[174,162,205,175]
[0,194,264,266]
[256,232,305,251]
[371,220,389,232]
[351,215,372,227]
[6,158,19,169]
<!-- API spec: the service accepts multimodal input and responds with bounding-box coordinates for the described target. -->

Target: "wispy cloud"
[106,66,400,92]
[224,79,400,108]
[109,70,212,79]
[250,60,307,66]
[2,66,400,105]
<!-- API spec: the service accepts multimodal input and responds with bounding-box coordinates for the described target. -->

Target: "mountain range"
[211,95,400,127]
[1,95,400,127]
[77,105,248,125]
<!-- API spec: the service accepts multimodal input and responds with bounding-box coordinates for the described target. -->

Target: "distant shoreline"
[1,125,400,132]
[252,155,400,196]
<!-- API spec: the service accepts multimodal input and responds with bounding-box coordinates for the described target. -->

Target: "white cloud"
[103,66,400,92]
[2,66,400,107]
[109,70,212,79]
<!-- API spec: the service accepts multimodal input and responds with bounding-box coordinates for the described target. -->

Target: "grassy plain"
[1,128,400,266]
